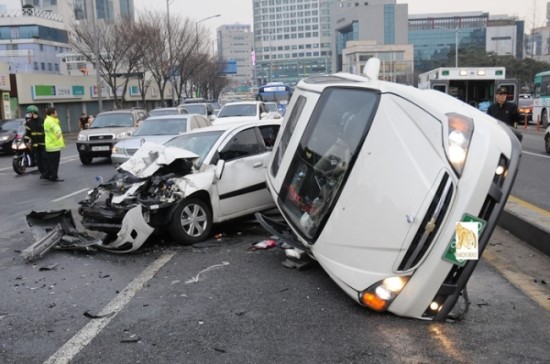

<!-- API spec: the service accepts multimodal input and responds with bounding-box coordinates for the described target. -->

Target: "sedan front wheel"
[169,197,212,244]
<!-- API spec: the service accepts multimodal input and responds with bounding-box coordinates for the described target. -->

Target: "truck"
[418,67,519,110]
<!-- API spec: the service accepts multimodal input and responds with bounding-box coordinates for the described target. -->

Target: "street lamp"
[194,14,220,98]
[92,0,102,112]
[195,14,221,49]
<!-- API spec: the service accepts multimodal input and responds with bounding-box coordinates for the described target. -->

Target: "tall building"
[330,0,409,72]
[408,11,524,74]
[74,0,134,21]
[216,24,254,88]
[252,0,338,87]
[0,7,70,74]
[486,15,524,59]
[408,12,488,74]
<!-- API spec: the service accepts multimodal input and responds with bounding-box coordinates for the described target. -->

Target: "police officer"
[487,86,522,128]
[24,105,47,178]
[43,107,65,182]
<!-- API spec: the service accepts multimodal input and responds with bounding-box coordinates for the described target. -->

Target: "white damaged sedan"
[78,120,281,252]
[256,58,522,321]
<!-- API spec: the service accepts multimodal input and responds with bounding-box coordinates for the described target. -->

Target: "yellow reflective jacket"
[44,114,65,152]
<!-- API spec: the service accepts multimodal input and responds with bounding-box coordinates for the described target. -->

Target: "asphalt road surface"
[0,140,549,363]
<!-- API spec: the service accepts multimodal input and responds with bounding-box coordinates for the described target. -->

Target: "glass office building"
[409,12,488,74]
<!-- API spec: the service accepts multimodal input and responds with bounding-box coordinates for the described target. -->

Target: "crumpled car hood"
[118,141,199,178]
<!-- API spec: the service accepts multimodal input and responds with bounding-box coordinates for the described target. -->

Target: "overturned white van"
[256,58,522,321]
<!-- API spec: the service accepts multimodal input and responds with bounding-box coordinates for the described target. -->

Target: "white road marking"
[43,251,175,364]
[51,188,90,202]
[522,151,550,159]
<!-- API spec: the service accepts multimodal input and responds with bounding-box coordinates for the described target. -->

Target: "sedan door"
[216,126,273,218]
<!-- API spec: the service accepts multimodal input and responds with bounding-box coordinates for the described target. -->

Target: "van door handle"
[253,162,263,168]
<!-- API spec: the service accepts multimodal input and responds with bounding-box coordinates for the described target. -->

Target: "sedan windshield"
[90,113,134,128]
[133,118,188,136]
[218,104,257,118]
[165,130,224,165]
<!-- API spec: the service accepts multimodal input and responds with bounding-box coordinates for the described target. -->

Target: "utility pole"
[93,0,102,112]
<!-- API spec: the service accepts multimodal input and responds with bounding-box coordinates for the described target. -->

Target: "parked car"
[0,119,25,154]
[76,109,148,165]
[214,101,272,124]
[148,106,188,117]
[256,58,521,321]
[518,94,533,123]
[78,119,281,251]
[111,114,211,164]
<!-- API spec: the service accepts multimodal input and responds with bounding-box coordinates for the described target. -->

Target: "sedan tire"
[169,197,212,244]
[79,153,93,165]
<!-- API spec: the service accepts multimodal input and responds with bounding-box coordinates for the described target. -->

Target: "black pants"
[44,151,61,180]
[33,145,47,177]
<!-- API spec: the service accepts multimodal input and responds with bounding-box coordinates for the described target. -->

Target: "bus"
[532,70,550,128]
[255,82,293,112]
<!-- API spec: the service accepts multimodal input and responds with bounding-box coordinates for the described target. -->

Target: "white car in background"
[79,120,281,251]
[256,58,522,321]
[110,114,211,164]
[214,101,272,124]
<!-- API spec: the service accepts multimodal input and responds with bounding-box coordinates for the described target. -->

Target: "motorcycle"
[11,125,36,175]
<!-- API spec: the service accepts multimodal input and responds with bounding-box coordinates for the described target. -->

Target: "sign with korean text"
[32,85,84,99]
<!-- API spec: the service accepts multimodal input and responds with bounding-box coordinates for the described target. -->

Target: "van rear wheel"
[542,109,548,128]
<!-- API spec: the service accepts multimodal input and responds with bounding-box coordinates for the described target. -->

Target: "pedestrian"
[79,112,89,130]
[43,107,65,182]
[487,86,522,128]
[23,105,47,178]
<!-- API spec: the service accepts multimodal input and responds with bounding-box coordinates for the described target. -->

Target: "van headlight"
[359,276,410,312]
[77,134,87,141]
[445,113,473,177]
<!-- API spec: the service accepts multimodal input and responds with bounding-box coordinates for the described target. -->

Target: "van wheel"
[545,135,550,154]
[542,109,548,128]
[169,197,212,245]
[79,153,93,165]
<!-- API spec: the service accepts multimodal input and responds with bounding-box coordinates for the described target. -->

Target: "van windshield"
[278,88,379,241]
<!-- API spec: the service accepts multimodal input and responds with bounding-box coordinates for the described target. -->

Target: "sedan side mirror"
[215,159,225,179]
[260,112,269,119]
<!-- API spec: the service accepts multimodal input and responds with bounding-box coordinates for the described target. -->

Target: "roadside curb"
[498,196,550,257]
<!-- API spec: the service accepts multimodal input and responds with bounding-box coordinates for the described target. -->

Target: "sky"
[131,0,549,34]
[1,0,547,32]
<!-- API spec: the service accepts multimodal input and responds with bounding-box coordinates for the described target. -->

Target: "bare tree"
[70,18,144,109]
[192,54,230,100]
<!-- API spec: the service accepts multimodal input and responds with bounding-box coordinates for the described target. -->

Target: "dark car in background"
[0,119,25,154]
